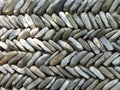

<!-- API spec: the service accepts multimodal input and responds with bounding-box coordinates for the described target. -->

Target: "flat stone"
[70,51,87,66]
[111,42,120,52]
[61,51,77,67]
[109,0,120,12]
[68,37,83,51]
[25,14,36,28]
[74,79,86,90]
[86,80,99,90]
[13,0,25,15]
[110,82,120,90]
[30,66,46,78]
[3,64,14,74]
[12,74,23,86]
[0,41,9,51]
[81,12,92,30]
[62,28,72,40]
[100,36,114,50]
[19,39,35,52]
[63,0,74,11]
[59,12,73,28]
[11,65,25,74]
[43,29,55,40]
[112,56,120,65]
[27,51,41,67]
[0,66,7,74]
[31,14,45,28]
[58,40,74,52]
[23,77,33,87]
[105,29,118,38]
[102,0,114,11]
[75,66,89,79]
[2,0,19,14]
[35,54,50,66]
[50,50,67,65]
[45,77,56,89]
[60,80,70,90]
[109,30,120,42]
[89,66,105,80]
[40,16,51,28]
[52,13,65,27]
[0,28,7,37]
[30,28,39,37]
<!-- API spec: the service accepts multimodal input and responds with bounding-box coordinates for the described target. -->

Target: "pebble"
[3,64,14,74]
[60,80,70,90]
[52,13,65,27]
[31,14,45,28]
[0,28,7,37]
[0,16,10,29]
[109,30,120,42]
[23,77,33,87]
[74,79,86,90]
[40,16,51,28]
[12,74,23,86]
[11,65,25,74]
[109,0,120,12]
[63,0,74,11]
[58,40,74,52]
[43,29,55,40]
[59,12,73,28]
[68,37,83,51]
[89,66,105,80]
[70,51,87,66]
[2,0,19,14]
[111,42,120,52]
[102,0,114,11]
[45,77,56,89]
[27,51,41,67]
[112,56,120,65]
[35,54,50,66]
[0,66,7,74]
[110,82,120,90]
[19,39,35,52]
[100,36,114,50]
[30,28,39,37]
[50,50,67,65]
[62,28,72,40]
[75,66,89,79]
[81,12,92,30]
[13,0,25,15]
[109,67,120,79]
[86,80,99,90]
[0,0,5,14]
[0,41,9,51]
[30,66,46,78]
[6,40,18,51]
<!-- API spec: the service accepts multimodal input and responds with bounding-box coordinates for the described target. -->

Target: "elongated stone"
[43,29,55,40]
[3,64,14,74]
[0,41,9,51]
[6,40,18,51]
[109,30,120,42]
[23,77,33,87]
[109,0,120,12]
[0,28,7,37]
[86,80,99,90]
[9,29,21,40]
[112,56,120,65]
[102,0,114,11]
[11,65,25,74]
[41,16,51,28]
[60,80,70,90]
[63,0,74,11]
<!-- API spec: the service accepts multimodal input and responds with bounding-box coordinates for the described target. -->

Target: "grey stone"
[112,56,120,65]
[0,28,7,37]
[45,77,56,89]
[3,64,14,74]
[60,80,70,90]
[62,28,72,40]
[102,0,114,11]
[63,0,74,11]
[0,41,9,51]
[30,28,39,37]
[23,77,33,87]
[109,30,120,42]
[43,29,55,40]
[86,80,99,90]
[0,0,5,14]
[109,0,120,12]
[105,29,118,38]
[0,66,7,74]
[40,16,51,28]
[11,65,25,74]
[74,79,86,90]
[110,82,120,90]
[12,74,23,86]
[111,42,120,52]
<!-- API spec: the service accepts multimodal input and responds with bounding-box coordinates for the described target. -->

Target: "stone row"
[0,0,120,15]
[0,51,120,67]
[0,12,119,30]
[1,64,120,89]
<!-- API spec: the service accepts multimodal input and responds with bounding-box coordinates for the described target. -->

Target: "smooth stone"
[31,14,45,28]
[0,28,7,37]
[99,11,110,28]
[0,51,18,65]
[43,29,55,40]
[34,38,52,53]
[87,40,100,54]
[50,78,65,90]
[35,54,50,66]
[9,28,21,40]
[13,0,25,15]
[75,66,89,79]
[0,66,7,74]
[18,15,29,28]
[6,39,18,51]
[91,0,106,14]
[86,80,99,90]
[0,41,9,51]
[26,37,42,51]
[102,79,119,90]
[52,13,65,27]
[109,0,120,12]
[88,12,98,29]
[63,0,74,11]
[100,36,114,50]
[50,50,67,65]
[43,41,56,52]
[0,0,5,14]
[109,30,120,42]
[111,13,120,25]
[110,82,120,90]
[94,52,112,67]
[74,79,86,90]
[27,51,41,67]
[78,38,91,51]
[106,13,118,29]
[38,77,53,89]
[49,66,64,77]
[59,12,73,28]
[89,66,105,80]
[46,0,61,14]
[61,51,77,67]
[40,16,51,28]
[65,12,78,29]
[58,40,74,52]
[2,0,19,14]
[49,40,63,51]
[81,12,92,30]
[80,52,94,65]
[25,14,36,28]
[57,65,74,78]
[19,39,35,52]
[30,66,46,78]
[25,67,37,79]
[26,78,42,90]
[60,80,70,90]
[8,52,25,64]
[68,37,83,51]
[111,42,120,52]
[45,77,56,89]
[70,51,87,66]
[35,27,49,39]
[99,66,114,79]
[73,13,84,29]
[70,0,82,14]
[62,28,72,40]
[0,16,10,29]
[30,28,39,37]
[102,0,114,11]
[105,29,117,38]
[23,77,33,87]
[12,74,23,86]
[3,64,14,74]
[112,56,120,65]
[103,52,119,66]
[40,65,55,76]
[11,65,25,74]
